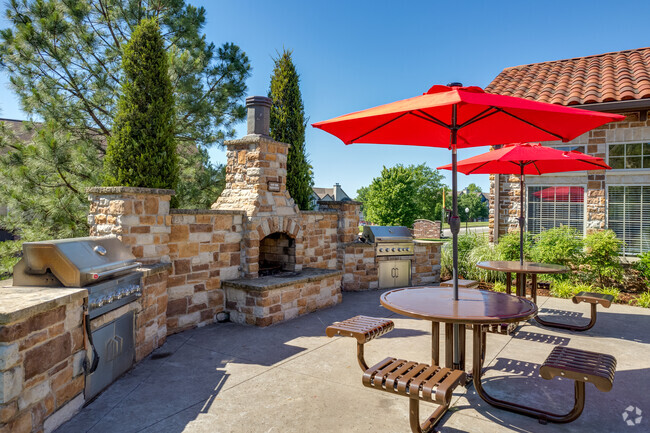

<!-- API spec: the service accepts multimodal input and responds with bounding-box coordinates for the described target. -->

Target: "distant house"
[311,183,351,210]
[460,188,489,203]
[486,46,650,256]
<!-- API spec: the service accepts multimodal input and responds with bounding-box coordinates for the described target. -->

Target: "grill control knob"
[391,248,396,252]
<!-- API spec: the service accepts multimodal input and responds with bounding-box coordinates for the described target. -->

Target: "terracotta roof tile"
[485,47,650,105]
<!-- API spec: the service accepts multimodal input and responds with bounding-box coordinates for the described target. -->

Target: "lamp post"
[465,207,469,234]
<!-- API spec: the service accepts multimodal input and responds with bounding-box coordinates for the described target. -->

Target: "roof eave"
[567,99,650,113]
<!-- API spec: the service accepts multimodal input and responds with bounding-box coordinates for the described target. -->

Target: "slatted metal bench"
[440,279,479,289]
[325,315,394,370]
[538,346,617,423]
[535,291,614,331]
[473,342,616,424]
[363,357,466,433]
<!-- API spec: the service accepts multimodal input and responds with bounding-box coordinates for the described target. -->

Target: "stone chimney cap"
[246,96,272,136]
[246,96,272,107]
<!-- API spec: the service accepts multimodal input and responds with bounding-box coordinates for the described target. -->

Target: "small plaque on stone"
[268,181,280,192]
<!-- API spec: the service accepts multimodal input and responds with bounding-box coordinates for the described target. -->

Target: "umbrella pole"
[519,164,525,266]
[450,105,461,368]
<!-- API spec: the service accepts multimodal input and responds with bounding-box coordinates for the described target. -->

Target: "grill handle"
[87,263,141,281]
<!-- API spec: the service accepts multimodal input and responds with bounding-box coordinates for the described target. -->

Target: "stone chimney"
[212,96,302,278]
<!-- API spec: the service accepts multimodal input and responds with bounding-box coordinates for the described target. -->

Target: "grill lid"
[17,235,139,287]
[362,226,413,243]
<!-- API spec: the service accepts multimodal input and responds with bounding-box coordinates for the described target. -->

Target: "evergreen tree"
[268,50,314,210]
[0,0,250,239]
[104,18,177,191]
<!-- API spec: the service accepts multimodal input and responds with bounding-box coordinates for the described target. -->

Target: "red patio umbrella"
[438,142,611,264]
[312,83,622,368]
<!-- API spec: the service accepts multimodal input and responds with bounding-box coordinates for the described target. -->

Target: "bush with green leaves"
[441,233,500,282]
[530,226,583,277]
[630,291,650,308]
[582,230,623,288]
[549,280,579,298]
[104,18,178,196]
[636,251,650,281]
[495,231,532,261]
[0,239,23,280]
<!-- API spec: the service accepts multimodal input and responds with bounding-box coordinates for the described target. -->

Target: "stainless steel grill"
[362,226,414,289]
[13,236,142,318]
[13,235,142,400]
[362,226,414,257]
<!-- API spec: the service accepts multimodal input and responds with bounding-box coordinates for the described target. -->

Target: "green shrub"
[441,233,499,282]
[495,231,532,261]
[583,230,623,288]
[635,252,650,281]
[492,281,507,293]
[0,239,23,280]
[104,18,178,199]
[630,291,650,308]
[531,226,583,278]
[549,280,579,298]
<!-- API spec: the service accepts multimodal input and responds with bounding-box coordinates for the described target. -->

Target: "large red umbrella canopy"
[438,143,611,264]
[312,83,622,367]
[437,142,612,174]
[313,85,625,147]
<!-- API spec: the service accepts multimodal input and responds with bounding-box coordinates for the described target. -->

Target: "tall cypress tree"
[104,18,178,192]
[268,50,314,210]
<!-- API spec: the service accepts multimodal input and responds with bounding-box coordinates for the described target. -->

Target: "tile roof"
[485,47,650,106]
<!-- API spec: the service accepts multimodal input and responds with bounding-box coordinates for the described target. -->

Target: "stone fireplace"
[211,96,303,279]
[259,232,296,276]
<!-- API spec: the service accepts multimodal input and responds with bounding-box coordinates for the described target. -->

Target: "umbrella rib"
[412,110,451,129]
[458,107,499,129]
[576,159,610,169]
[465,160,493,174]
[494,108,565,141]
[531,161,542,175]
[349,112,409,143]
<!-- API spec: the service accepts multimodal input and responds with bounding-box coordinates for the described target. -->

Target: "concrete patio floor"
[56,288,650,433]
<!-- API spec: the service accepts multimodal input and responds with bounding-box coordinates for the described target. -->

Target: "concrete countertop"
[0,280,86,325]
[222,267,343,291]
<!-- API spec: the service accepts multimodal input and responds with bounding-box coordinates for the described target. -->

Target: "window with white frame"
[608,143,650,169]
[608,185,650,256]
[527,186,585,235]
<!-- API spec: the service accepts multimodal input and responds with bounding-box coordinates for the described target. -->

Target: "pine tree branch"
[97,0,122,49]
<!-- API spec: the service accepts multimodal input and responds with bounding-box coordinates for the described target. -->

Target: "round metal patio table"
[380,286,537,370]
[476,260,569,304]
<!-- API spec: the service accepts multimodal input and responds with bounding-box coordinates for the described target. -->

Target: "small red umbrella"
[438,142,611,263]
[534,186,585,202]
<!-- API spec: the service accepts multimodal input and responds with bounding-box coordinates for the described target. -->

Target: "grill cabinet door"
[378,260,412,289]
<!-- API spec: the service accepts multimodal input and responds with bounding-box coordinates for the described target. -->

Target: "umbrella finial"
[447,82,463,87]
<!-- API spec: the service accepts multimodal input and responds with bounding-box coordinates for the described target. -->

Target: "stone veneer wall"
[166,210,243,334]
[223,269,343,327]
[0,290,85,433]
[489,110,650,241]
[341,243,378,291]
[413,219,442,239]
[411,241,443,286]
[300,211,339,269]
[88,187,174,263]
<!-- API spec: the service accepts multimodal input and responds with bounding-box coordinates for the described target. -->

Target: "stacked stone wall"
[341,243,378,291]
[0,291,86,433]
[88,187,173,263]
[166,210,243,333]
[300,211,338,269]
[411,241,443,286]
[413,219,442,239]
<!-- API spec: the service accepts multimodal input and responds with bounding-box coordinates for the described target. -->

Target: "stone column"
[317,200,361,244]
[87,187,174,263]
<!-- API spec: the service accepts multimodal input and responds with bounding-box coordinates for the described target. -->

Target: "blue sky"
[1,1,649,197]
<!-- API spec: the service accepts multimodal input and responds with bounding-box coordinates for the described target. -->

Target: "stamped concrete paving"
[56,289,650,433]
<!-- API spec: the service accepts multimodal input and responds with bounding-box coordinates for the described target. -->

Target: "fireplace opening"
[259,232,296,277]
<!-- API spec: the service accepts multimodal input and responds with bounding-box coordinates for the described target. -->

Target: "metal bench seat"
[326,316,394,370]
[363,357,466,433]
[540,346,616,392]
[536,290,613,331]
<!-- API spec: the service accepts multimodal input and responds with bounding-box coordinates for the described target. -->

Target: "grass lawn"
[442,221,489,229]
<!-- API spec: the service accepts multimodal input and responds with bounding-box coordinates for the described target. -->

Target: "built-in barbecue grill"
[361,226,414,289]
[362,226,414,256]
[13,235,142,400]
